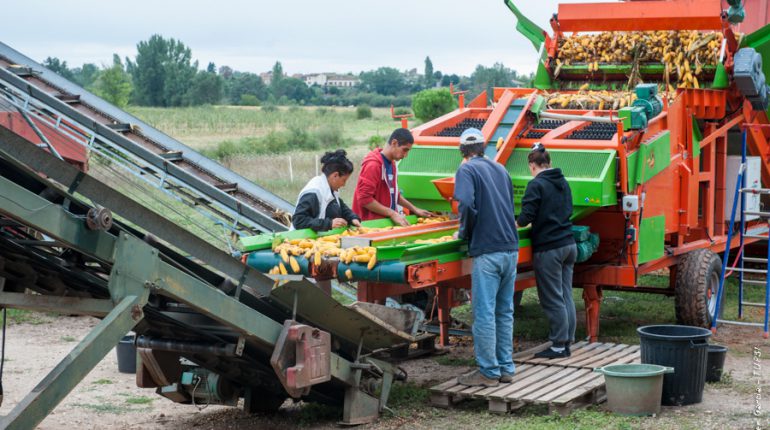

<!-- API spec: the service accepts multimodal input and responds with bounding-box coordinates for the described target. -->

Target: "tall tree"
[270,61,284,89]
[188,69,224,105]
[424,56,434,87]
[126,35,198,106]
[43,57,75,80]
[94,54,132,108]
[72,63,100,88]
[227,72,267,104]
[359,67,405,96]
[470,63,515,97]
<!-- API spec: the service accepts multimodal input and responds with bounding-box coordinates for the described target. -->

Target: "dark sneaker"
[534,347,569,359]
[457,370,499,387]
[499,373,514,383]
[565,343,571,357]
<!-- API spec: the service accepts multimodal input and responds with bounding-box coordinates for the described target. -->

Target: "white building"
[302,73,360,88]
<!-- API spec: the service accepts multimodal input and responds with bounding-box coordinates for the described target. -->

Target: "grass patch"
[495,407,643,430]
[388,382,430,410]
[125,395,154,405]
[61,335,76,342]
[6,309,49,325]
[74,402,134,414]
[92,378,114,385]
[434,356,476,367]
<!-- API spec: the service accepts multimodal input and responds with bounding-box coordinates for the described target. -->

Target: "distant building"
[259,71,273,86]
[301,73,360,88]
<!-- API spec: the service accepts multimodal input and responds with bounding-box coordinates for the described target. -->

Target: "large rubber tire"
[675,249,721,327]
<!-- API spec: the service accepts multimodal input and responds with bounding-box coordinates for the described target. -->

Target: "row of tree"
[44,35,533,109]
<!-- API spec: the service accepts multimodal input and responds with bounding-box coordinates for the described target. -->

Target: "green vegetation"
[60,335,77,342]
[6,309,49,325]
[125,396,154,405]
[412,88,457,122]
[388,383,430,409]
[91,379,114,385]
[356,104,372,119]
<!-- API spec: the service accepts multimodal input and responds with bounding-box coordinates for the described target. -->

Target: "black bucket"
[116,335,137,374]
[706,344,728,382]
[637,325,711,406]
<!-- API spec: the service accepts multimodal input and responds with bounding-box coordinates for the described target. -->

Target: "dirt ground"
[0,314,768,429]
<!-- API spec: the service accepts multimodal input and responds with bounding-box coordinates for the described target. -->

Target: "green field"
[128,105,412,203]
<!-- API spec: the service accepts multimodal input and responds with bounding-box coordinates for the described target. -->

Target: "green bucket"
[594,363,674,416]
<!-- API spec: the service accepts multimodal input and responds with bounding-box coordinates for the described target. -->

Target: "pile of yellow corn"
[556,30,725,89]
[546,88,639,110]
[267,216,453,274]
[411,235,456,245]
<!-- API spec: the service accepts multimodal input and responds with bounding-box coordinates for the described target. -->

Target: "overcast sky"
[2,0,616,76]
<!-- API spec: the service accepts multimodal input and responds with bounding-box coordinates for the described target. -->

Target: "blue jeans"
[471,250,518,379]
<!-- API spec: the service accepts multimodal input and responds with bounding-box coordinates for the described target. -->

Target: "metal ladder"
[712,129,770,338]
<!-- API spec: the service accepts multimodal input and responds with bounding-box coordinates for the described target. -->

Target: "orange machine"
[391,0,770,342]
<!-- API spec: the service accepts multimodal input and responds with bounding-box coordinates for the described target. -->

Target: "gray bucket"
[595,363,674,416]
[116,335,136,374]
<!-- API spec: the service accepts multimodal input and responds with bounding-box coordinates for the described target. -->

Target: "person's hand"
[331,218,348,228]
[351,219,362,227]
[452,231,459,240]
[389,211,409,227]
[413,208,435,218]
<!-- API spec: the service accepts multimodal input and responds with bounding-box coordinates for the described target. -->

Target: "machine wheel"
[675,249,721,327]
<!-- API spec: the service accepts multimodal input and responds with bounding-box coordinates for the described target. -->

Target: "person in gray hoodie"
[516,142,577,359]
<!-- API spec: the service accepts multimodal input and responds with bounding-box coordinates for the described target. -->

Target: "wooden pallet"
[429,342,641,415]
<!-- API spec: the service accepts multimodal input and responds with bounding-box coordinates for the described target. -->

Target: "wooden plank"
[430,392,453,408]
[518,368,592,402]
[508,367,583,400]
[588,345,641,369]
[430,378,461,393]
[568,343,629,368]
[514,340,590,363]
[485,365,563,400]
[544,342,612,366]
[551,374,607,405]
[535,372,603,403]
[472,364,537,397]
[443,364,534,396]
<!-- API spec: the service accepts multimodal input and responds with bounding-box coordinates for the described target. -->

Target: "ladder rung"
[729,267,768,274]
[160,151,184,162]
[717,319,767,327]
[106,123,132,132]
[741,302,769,308]
[742,279,768,285]
[55,93,80,104]
[742,211,770,218]
[740,187,770,194]
[215,182,238,193]
[743,257,768,263]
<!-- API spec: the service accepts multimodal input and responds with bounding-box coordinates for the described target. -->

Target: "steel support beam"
[0,295,144,430]
[0,134,273,297]
[0,292,113,317]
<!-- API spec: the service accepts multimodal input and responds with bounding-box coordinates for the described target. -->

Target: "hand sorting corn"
[555,30,726,89]
[267,216,453,275]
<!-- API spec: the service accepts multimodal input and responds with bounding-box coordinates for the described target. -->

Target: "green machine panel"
[626,131,671,190]
[505,148,617,208]
[398,145,463,212]
[638,215,665,264]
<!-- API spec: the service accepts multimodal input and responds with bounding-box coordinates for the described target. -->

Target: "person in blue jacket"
[453,128,519,388]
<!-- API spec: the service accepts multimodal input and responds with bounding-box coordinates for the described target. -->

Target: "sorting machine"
[243,0,770,345]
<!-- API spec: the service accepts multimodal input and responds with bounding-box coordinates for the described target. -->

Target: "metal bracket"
[407,261,439,288]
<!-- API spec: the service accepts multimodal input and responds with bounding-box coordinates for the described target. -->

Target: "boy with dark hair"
[352,128,433,226]
[453,128,519,388]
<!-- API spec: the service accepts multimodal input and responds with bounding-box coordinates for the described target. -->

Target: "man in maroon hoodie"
[352,128,433,226]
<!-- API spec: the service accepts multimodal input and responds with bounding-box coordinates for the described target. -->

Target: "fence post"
[288,155,294,183]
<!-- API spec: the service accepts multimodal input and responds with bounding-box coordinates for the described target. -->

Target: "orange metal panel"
[739,0,770,34]
[482,90,516,144]
[556,0,723,32]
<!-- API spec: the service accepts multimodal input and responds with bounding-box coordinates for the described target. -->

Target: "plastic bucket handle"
[594,365,675,376]
[690,340,709,349]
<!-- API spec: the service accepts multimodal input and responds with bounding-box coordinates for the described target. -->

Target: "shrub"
[356,104,373,119]
[316,124,346,148]
[262,104,278,113]
[368,135,385,149]
[394,107,411,116]
[239,94,259,106]
[412,88,457,122]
